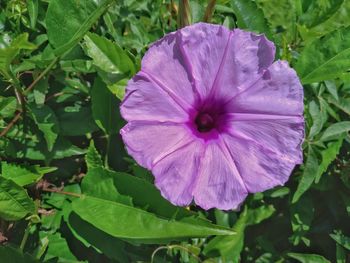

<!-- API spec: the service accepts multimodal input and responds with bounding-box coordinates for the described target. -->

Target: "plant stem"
[203,0,216,23]
[178,0,191,28]
[104,134,110,168]
[20,222,31,252]
[42,187,82,198]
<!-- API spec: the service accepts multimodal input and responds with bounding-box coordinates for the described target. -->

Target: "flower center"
[195,112,215,132]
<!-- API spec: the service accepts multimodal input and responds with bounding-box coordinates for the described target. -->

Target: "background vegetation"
[0,0,350,262]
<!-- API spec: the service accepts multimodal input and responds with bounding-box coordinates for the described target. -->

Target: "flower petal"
[228,60,303,116]
[179,23,231,99]
[120,122,193,169]
[141,32,197,109]
[221,133,297,193]
[153,140,204,206]
[225,113,304,164]
[214,29,275,101]
[193,141,248,210]
[121,73,188,122]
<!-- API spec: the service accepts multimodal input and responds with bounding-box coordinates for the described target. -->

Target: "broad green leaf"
[90,167,194,220]
[0,96,17,118]
[0,33,36,80]
[287,252,331,263]
[30,104,59,152]
[0,246,38,263]
[1,161,56,186]
[85,141,103,170]
[39,232,82,263]
[46,0,114,56]
[0,177,35,221]
[56,105,99,136]
[292,146,319,203]
[83,32,135,76]
[91,77,121,134]
[321,121,350,141]
[296,27,350,84]
[72,195,234,242]
[82,167,133,206]
[203,205,275,261]
[315,138,344,183]
[67,213,128,262]
[107,78,128,101]
[330,231,350,250]
[231,0,272,39]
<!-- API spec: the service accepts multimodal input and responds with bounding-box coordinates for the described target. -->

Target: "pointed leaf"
[30,104,59,152]
[296,27,350,84]
[46,0,114,56]
[0,177,35,221]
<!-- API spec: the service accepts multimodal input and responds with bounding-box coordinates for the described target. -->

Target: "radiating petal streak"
[141,70,192,113]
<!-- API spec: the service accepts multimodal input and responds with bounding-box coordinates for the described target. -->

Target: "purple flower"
[120,23,304,210]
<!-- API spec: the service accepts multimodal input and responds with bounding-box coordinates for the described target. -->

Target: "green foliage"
[0,177,35,221]
[0,0,349,262]
[296,26,350,84]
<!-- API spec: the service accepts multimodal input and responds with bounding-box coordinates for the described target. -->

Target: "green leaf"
[231,0,272,39]
[107,78,128,101]
[1,161,56,186]
[330,231,350,250]
[90,167,194,220]
[308,100,327,138]
[27,0,39,29]
[72,195,234,242]
[39,232,82,263]
[83,32,135,76]
[8,137,86,161]
[56,105,99,136]
[324,80,339,101]
[203,205,274,261]
[91,77,121,134]
[315,138,344,183]
[321,121,350,141]
[67,213,128,262]
[85,141,103,170]
[307,0,350,37]
[33,77,49,106]
[296,27,350,84]
[290,195,314,246]
[0,246,38,263]
[30,104,59,152]
[0,177,35,221]
[255,0,296,41]
[0,96,17,118]
[336,244,347,263]
[0,33,36,80]
[82,167,133,206]
[292,146,319,203]
[287,252,331,263]
[46,0,114,56]
[329,97,350,116]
